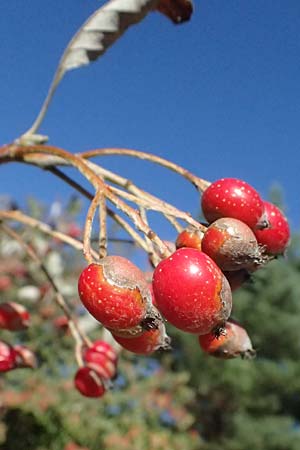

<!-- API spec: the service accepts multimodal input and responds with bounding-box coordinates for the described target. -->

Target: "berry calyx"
[201,178,264,229]
[0,302,30,331]
[78,257,155,331]
[74,366,106,398]
[152,248,232,335]
[201,218,265,271]
[198,320,255,359]
[254,201,290,255]
[112,323,170,355]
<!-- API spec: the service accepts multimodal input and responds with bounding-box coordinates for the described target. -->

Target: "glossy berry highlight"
[152,248,232,335]
[201,178,265,229]
[0,341,17,372]
[74,367,106,398]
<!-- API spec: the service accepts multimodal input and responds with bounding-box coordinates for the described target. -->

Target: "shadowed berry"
[198,320,255,359]
[112,322,170,355]
[201,218,265,271]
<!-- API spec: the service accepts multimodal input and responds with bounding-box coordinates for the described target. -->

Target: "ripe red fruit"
[112,323,170,355]
[89,340,118,364]
[254,201,290,255]
[0,302,30,331]
[84,348,117,379]
[201,218,265,271]
[78,257,155,331]
[0,341,17,372]
[0,275,12,291]
[14,344,38,369]
[53,315,69,333]
[74,366,105,398]
[198,320,255,359]
[175,227,204,251]
[152,248,232,335]
[201,178,265,229]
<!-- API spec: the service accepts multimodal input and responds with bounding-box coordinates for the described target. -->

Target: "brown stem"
[0,144,171,257]
[98,195,107,259]
[0,209,98,260]
[80,147,211,191]
[0,223,90,365]
[83,191,102,264]
[46,167,149,251]
[84,160,184,233]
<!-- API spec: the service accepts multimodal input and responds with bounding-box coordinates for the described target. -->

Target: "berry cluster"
[0,302,36,372]
[74,340,118,398]
[77,177,290,394]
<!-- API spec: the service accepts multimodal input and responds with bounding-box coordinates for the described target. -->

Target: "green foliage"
[171,238,300,450]
[1,199,300,449]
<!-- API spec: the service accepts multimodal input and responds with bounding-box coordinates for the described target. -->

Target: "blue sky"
[1,0,300,240]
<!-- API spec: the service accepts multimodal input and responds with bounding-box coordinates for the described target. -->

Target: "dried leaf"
[19,0,157,142]
[60,0,158,75]
[18,0,193,144]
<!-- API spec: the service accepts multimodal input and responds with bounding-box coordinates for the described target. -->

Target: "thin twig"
[80,147,211,191]
[83,191,102,264]
[45,167,150,251]
[0,209,97,260]
[0,222,90,366]
[0,144,172,257]
[98,194,107,259]
[84,160,184,233]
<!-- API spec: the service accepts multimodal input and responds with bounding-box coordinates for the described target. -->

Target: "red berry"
[78,257,155,331]
[254,201,290,255]
[89,340,118,364]
[74,366,105,398]
[0,275,12,291]
[175,227,204,251]
[112,322,170,355]
[201,218,265,271]
[53,315,69,333]
[152,248,232,335]
[0,341,17,372]
[201,178,264,229]
[14,344,37,369]
[84,348,117,379]
[198,320,255,359]
[0,302,30,331]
